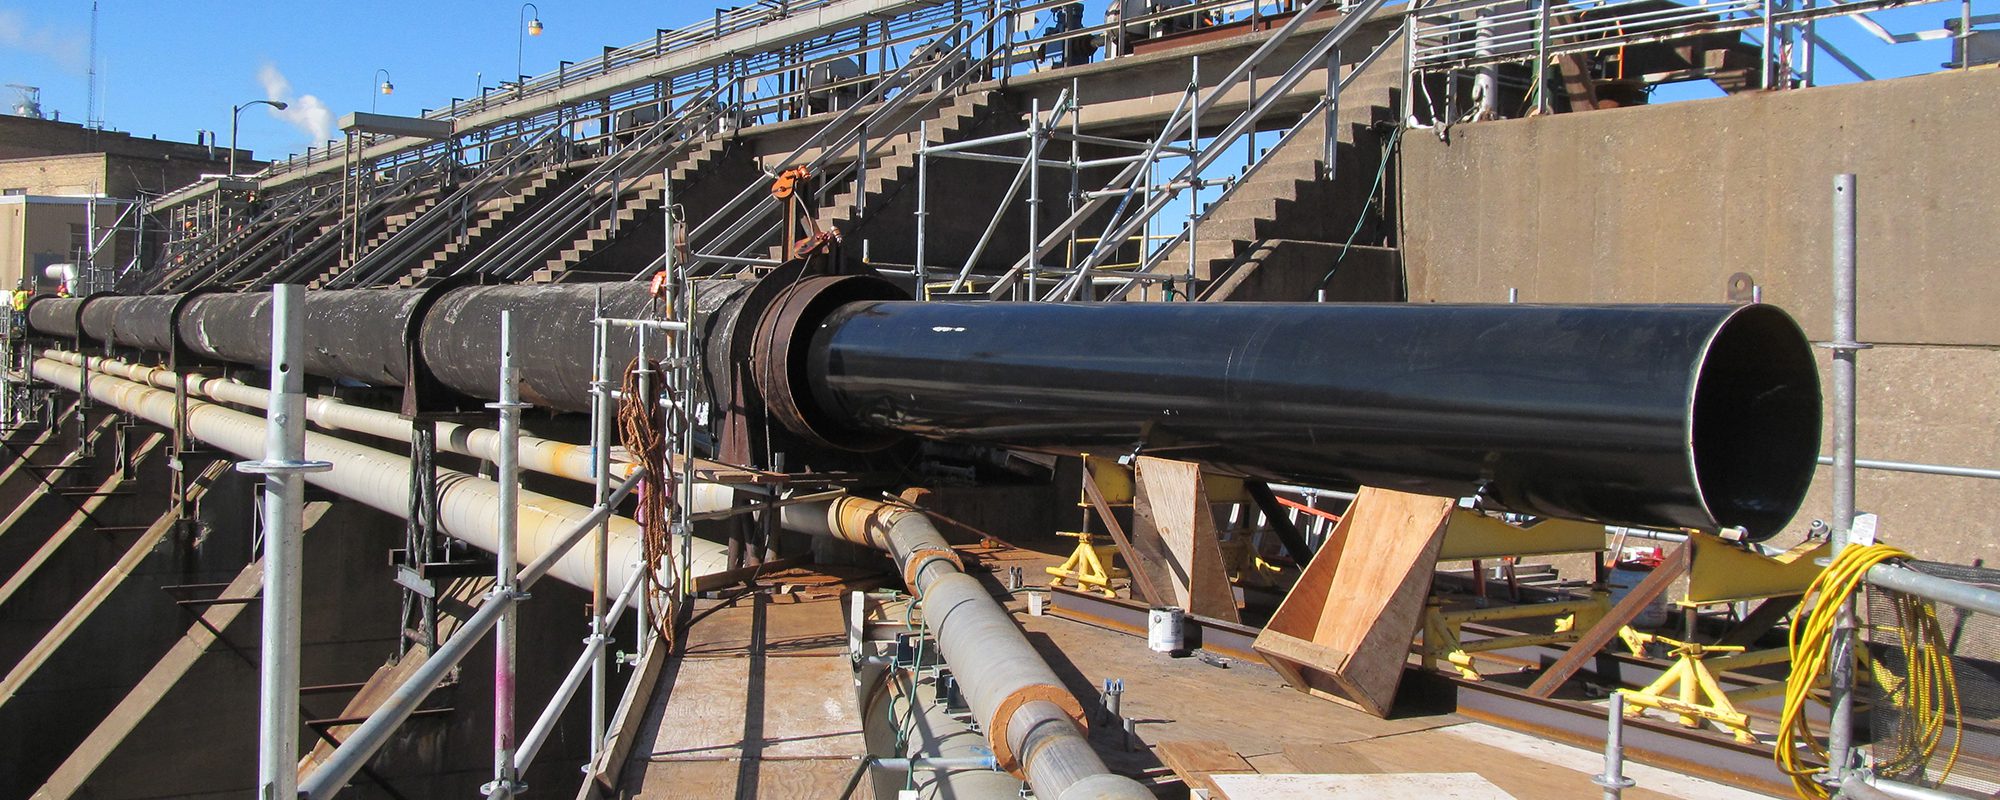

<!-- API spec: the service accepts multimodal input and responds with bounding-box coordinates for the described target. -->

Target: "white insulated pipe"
[31,358,731,598]
[44,349,652,488]
[41,352,1147,798]
[780,496,1152,800]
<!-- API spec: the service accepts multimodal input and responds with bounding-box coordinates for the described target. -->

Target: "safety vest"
[10,290,27,312]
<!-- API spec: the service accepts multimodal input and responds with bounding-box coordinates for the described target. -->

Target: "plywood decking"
[618,593,867,799]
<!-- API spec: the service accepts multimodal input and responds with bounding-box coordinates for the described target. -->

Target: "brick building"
[0,114,260,293]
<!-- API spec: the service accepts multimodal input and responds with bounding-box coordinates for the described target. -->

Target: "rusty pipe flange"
[749,273,907,452]
[989,689,1090,777]
[902,546,964,592]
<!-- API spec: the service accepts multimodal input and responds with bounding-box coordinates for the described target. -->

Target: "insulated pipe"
[420,281,747,412]
[44,350,705,493]
[30,358,731,597]
[41,351,1145,797]
[25,295,86,340]
[178,288,428,386]
[796,299,1823,540]
[80,293,181,352]
[879,669,1024,799]
[782,496,1150,800]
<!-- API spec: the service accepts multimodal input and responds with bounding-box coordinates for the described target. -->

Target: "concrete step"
[1198,240,1402,302]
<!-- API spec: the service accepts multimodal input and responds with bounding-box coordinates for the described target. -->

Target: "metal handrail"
[652,18,1001,277]
[452,86,718,283]
[1409,0,1937,71]
[326,122,571,289]
[1106,23,1403,298]
[160,183,350,293]
[256,145,460,287]
[148,180,328,292]
[983,0,1386,298]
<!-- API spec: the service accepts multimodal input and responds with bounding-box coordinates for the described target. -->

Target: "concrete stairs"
[528,171,667,283]
[530,136,745,284]
[816,90,1004,241]
[394,168,566,288]
[305,194,441,289]
[1149,68,1404,302]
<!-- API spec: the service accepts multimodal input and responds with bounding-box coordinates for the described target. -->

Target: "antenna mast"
[86,1,100,129]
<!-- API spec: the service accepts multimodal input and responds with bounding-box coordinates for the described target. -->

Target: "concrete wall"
[1398,68,2000,563]
[0,198,98,293]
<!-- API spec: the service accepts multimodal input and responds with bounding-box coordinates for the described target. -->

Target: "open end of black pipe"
[1690,304,1823,540]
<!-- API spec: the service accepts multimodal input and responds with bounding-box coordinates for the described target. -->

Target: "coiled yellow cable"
[1774,543,1960,798]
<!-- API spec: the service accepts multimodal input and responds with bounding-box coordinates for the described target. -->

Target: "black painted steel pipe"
[797,300,1821,539]
[24,279,1822,537]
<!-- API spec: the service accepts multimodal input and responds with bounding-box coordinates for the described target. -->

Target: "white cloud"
[0,8,89,74]
[256,62,333,143]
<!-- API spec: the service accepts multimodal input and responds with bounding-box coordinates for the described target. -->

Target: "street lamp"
[230,99,288,177]
[517,2,544,96]
[373,69,394,113]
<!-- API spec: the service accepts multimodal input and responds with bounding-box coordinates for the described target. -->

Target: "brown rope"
[618,356,681,639]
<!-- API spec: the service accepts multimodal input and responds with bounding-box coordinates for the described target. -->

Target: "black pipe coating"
[24,280,1823,537]
[801,301,1821,538]
[80,294,181,352]
[178,289,426,385]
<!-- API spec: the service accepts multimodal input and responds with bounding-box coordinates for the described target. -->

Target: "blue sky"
[0,0,1984,162]
[0,1,717,161]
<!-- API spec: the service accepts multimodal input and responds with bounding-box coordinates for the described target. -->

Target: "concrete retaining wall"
[1399,68,2000,562]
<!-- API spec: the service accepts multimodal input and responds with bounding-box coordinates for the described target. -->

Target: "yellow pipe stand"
[1045,531,1126,597]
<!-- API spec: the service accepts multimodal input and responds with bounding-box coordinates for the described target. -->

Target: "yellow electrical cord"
[1774,543,1961,799]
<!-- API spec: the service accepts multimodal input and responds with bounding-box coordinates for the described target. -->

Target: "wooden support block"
[1254,487,1455,717]
[1083,466,1167,607]
[1158,740,1256,797]
[1133,456,1240,623]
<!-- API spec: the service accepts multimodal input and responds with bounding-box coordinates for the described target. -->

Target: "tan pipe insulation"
[33,358,731,599]
[43,351,1150,799]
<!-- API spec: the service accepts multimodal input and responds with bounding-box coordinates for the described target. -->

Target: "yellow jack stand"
[1420,593,1610,681]
[1045,531,1126,597]
[1217,536,1287,589]
[1617,629,1770,744]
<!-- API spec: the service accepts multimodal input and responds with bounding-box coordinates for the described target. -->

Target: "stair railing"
[455,85,717,282]
[327,121,571,288]
[650,13,1006,280]
[977,0,1397,300]
[1098,24,1404,301]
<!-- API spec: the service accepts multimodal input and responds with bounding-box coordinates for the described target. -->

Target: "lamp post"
[229,99,288,178]
[373,68,395,113]
[517,3,544,97]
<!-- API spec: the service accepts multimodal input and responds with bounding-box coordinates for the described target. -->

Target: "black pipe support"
[795,300,1821,539]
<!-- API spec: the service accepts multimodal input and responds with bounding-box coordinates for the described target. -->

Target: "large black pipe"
[796,299,1821,538]
[178,289,427,386]
[24,280,1822,536]
[26,296,86,340]
[81,294,181,352]
[419,281,748,412]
